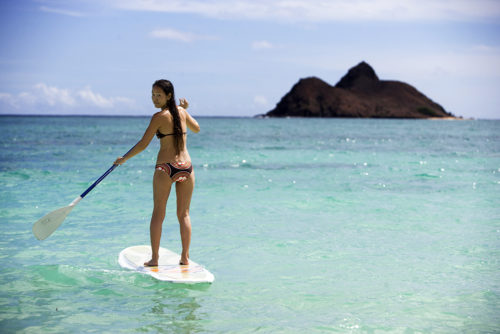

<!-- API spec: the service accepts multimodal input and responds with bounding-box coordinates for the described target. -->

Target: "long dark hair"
[153,79,184,155]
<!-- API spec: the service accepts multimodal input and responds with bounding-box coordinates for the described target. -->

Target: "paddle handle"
[80,147,133,199]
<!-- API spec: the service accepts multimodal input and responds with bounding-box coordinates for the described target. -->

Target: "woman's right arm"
[114,114,160,165]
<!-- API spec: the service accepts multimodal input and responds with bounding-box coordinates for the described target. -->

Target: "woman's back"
[156,108,191,163]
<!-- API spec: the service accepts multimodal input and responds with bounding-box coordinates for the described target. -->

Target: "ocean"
[0,116,499,333]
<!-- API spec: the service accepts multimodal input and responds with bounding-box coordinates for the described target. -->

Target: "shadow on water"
[0,264,213,333]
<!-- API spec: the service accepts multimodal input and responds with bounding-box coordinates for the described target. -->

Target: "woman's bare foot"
[179,256,189,265]
[144,259,158,267]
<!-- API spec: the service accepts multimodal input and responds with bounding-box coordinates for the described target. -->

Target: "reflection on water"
[136,283,210,333]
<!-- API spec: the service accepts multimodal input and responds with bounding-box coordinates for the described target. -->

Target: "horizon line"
[0,114,495,120]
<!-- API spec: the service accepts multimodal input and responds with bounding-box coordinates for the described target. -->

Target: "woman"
[114,80,200,266]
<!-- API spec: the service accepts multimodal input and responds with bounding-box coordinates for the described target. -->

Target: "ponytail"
[153,80,184,155]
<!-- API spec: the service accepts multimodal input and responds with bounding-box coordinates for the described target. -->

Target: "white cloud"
[253,95,269,107]
[0,84,135,112]
[378,46,500,79]
[34,83,76,106]
[252,40,273,50]
[0,93,16,107]
[149,28,215,42]
[471,44,500,53]
[113,0,500,22]
[39,6,85,17]
[78,86,115,108]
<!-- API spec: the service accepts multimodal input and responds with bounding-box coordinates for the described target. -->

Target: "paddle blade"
[32,205,74,240]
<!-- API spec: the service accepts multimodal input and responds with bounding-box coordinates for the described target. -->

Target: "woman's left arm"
[114,114,160,165]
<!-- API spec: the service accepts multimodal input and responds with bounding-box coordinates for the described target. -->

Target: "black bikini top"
[156,130,187,139]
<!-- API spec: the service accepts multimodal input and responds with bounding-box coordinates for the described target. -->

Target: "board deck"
[118,245,214,283]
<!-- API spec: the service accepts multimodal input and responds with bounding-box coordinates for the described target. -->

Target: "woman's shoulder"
[150,111,171,127]
[152,110,171,120]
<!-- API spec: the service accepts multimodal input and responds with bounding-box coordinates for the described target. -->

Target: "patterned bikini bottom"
[155,161,193,182]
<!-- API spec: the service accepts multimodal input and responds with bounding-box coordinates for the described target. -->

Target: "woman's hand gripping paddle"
[32,148,132,240]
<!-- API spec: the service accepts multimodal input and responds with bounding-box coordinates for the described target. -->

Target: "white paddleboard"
[118,245,214,284]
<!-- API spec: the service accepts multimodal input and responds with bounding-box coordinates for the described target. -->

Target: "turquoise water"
[0,116,499,333]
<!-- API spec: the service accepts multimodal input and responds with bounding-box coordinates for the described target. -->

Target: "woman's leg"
[176,170,195,265]
[144,169,172,266]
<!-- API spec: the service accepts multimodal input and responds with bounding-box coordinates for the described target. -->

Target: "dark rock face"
[265,61,454,118]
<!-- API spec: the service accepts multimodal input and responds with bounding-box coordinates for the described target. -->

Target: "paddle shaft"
[32,147,134,240]
[80,147,133,199]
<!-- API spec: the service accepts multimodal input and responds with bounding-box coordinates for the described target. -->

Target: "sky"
[0,0,499,119]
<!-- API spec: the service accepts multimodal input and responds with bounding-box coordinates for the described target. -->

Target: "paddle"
[32,148,132,240]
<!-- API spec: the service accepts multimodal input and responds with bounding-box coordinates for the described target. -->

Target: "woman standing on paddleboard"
[114,80,200,266]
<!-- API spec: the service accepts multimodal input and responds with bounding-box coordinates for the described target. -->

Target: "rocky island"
[265,61,456,119]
